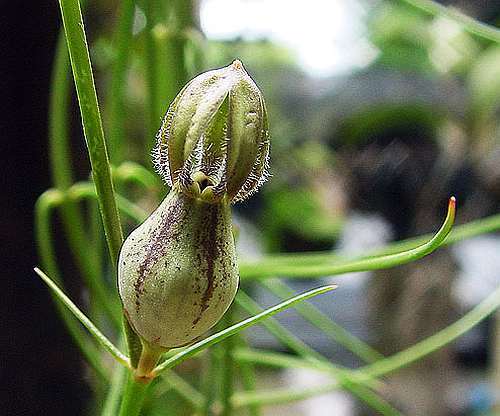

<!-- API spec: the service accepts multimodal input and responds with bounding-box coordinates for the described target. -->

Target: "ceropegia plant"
[34,0,500,414]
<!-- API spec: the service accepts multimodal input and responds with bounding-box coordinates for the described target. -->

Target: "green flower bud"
[152,59,270,203]
[118,61,269,353]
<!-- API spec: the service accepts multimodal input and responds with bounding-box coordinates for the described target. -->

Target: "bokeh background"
[3,0,500,415]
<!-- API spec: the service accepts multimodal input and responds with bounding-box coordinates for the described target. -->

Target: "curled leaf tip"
[445,196,456,229]
[448,196,456,212]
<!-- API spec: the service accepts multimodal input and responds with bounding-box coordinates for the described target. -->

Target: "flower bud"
[118,61,269,351]
[152,59,270,203]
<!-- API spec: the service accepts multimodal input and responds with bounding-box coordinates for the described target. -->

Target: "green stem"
[114,161,162,192]
[135,341,165,381]
[49,32,73,190]
[108,0,136,163]
[58,0,124,265]
[49,29,118,326]
[202,349,217,415]
[399,0,500,43]
[118,374,151,416]
[35,190,108,382]
[235,337,260,416]
[101,364,127,416]
[245,210,500,275]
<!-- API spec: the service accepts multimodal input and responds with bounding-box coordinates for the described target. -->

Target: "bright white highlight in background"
[200,0,378,77]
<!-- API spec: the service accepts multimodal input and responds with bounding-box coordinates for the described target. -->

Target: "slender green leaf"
[153,285,337,375]
[34,267,130,368]
[241,213,500,274]
[235,290,380,389]
[48,29,118,327]
[239,197,456,279]
[235,291,405,414]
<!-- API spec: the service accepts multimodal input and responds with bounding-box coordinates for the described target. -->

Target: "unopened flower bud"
[152,59,270,203]
[118,61,269,352]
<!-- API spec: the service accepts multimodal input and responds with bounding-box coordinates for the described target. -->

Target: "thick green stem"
[49,29,119,326]
[119,374,151,416]
[135,341,165,381]
[57,0,124,265]
[102,364,127,416]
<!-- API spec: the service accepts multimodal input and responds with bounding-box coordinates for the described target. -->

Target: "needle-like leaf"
[34,267,130,368]
[153,285,337,375]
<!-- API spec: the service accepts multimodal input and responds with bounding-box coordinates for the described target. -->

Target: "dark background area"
[1,2,89,414]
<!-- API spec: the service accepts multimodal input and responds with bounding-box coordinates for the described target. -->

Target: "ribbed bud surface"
[118,190,238,348]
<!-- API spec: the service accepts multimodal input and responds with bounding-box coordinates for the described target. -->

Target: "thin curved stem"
[113,161,162,191]
[239,197,456,280]
[34,190,108,382]
[35,189,121,327]
[399,0,500,43]
[254,212,500,269]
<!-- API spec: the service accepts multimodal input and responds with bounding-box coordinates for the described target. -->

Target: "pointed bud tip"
[231,59,245,72]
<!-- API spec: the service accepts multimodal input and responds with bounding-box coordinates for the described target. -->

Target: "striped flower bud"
[118,61,269,352]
